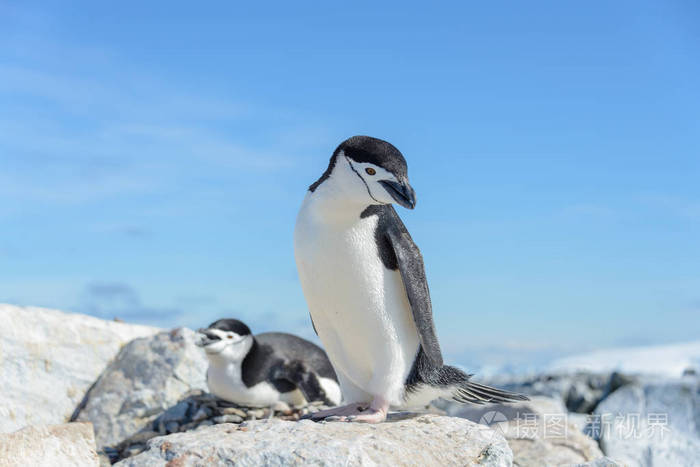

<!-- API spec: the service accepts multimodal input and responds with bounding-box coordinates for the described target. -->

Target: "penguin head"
[311,135,417,209]
[196,318,254,362]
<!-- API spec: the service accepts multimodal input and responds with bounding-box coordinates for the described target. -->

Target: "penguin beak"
[379,180,416,209]
[195,328,221,347]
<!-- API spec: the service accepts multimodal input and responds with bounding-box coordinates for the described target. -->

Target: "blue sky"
[1,1,698,368]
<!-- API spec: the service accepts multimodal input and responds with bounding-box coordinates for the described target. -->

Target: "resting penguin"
[294,135,528,423]
[196,319,342,408]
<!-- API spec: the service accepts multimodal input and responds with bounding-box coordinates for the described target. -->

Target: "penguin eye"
[365,167,376,176]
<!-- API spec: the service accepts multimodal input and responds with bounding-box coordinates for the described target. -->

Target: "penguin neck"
[306,184,377,225]
[206,352,242,371]
[205,338,256,372]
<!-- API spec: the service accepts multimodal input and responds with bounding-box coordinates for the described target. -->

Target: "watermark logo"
[478,410,508,437]
[475,410,669,441]
[586,412,670,440]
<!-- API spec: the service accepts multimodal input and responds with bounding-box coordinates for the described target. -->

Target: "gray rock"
[0,422,99,467]
[567,412,591,433]
[570,457,623,466]
[72,328,208,449]
[501,418,603,466]
[0,304,159,433]
[109,391,334,463]
[483,371,635,414]
[440,396,604,466]
[590,377,700,467]
[115,414,513,467]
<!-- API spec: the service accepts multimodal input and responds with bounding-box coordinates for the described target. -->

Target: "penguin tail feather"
[452,379,529,405]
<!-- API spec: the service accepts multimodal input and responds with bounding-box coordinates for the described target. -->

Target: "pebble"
[213,415,244,424]
[165,421,179,433]
[221,407,247,417]
[192,408,210,422]
[247,409,265,419]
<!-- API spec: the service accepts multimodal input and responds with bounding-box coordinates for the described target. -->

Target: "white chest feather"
[206,363,304,408]
[294,193,420,404]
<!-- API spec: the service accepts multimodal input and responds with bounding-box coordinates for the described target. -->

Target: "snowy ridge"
[547,340,700,377]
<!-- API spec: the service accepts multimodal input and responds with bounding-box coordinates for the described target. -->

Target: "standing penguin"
[294,136,527,423]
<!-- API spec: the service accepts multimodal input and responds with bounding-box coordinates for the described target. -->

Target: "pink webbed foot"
[345,406,388,424]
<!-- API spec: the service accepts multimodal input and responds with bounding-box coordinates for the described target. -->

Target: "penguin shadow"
[384,411,423,422]
[383,404,447,423]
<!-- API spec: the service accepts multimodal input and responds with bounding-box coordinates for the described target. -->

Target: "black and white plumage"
[294,136,527,423]
[196,319,341,408]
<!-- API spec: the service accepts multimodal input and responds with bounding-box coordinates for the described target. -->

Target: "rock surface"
[574,457,623,466]
[108,390,335,463]
[115,414,513,467]
[441,396,604,466]
[589,377,700,467]
[0,422,99,467]
[500,417,603,466]
[0,304,159,433]
[72,328,208,449]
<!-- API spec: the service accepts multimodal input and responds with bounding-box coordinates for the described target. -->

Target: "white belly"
[207,364,305,407]
[294,199,420,405]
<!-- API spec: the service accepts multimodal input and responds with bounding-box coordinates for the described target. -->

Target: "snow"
[547,340,700,377]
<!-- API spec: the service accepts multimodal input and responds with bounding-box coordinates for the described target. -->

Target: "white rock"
[115,414,513,466]
[441,396,603,466]
[0,304,160,434]
[73,328,208,448]
[0,422,99,467]
[591,378,700,467]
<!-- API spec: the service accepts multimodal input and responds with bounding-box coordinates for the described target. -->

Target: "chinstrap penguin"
[294,135,527,423]
[196,319,342,408]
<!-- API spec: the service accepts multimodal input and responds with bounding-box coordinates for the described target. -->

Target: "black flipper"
[380,206,443,368]
[270,360,332,405]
